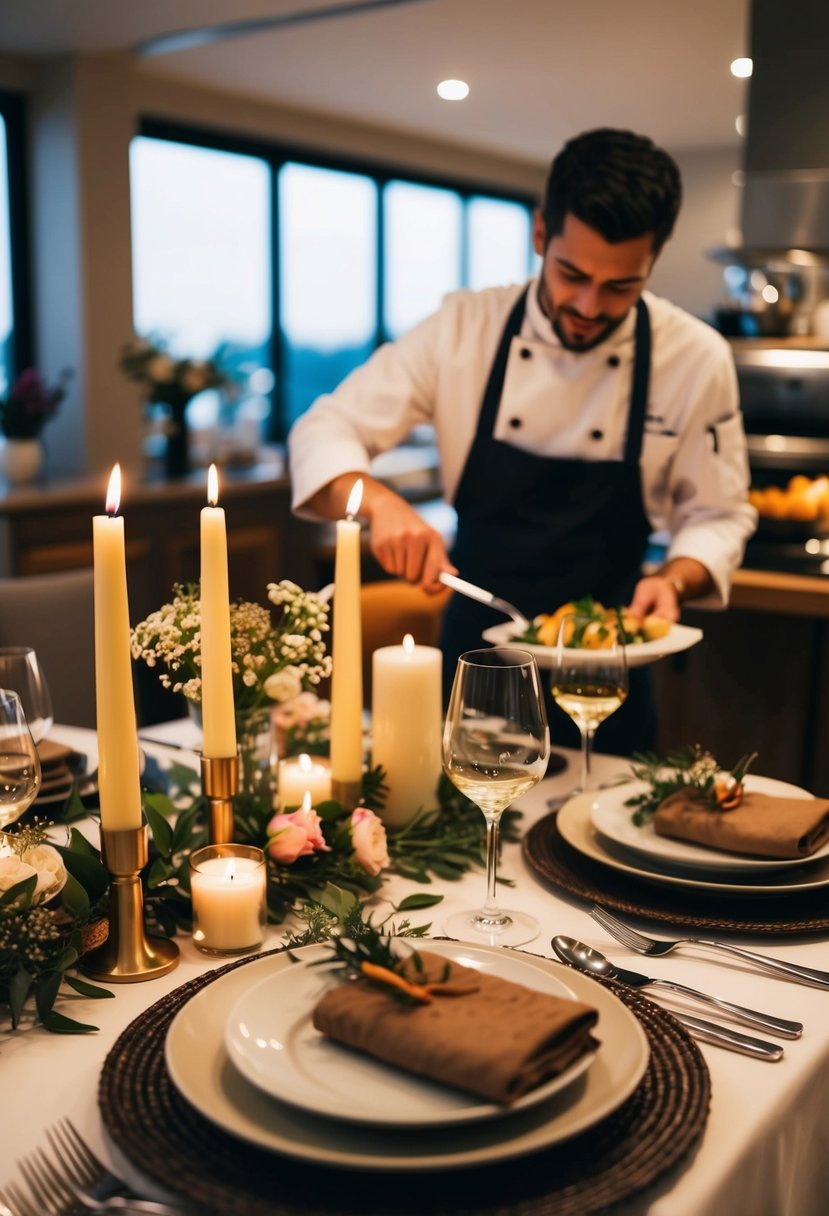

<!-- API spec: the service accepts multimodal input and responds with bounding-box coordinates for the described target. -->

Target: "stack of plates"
[164,941,649,1171]
[558,776,829,899]
[35,739,87,810]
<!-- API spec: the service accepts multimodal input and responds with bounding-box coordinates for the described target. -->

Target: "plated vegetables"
[512,596,671,650]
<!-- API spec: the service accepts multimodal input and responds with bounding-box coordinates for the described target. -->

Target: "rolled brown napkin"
[312,950,599,1105]
[654,789,829,859]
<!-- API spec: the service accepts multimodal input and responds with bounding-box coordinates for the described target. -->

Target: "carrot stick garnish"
[359,961,434,1003]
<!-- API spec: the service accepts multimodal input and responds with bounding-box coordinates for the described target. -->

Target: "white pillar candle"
[200,464,237,759]
[330,479,364,788]
[277,753,332,811]
[93,464,142,831]
[372,633,443,829]
[190,845,266,953]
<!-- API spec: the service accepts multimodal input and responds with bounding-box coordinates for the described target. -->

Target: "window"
[467,196,533,292]
[279,163,377,428]
[130,136,272,427]
[0,111,13,396]
[383,181,463,339]
[132,123,534,438]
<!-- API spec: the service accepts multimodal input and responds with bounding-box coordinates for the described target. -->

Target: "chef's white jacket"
[289,279,757,606]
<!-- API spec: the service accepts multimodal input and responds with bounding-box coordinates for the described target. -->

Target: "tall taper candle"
[201,464,237,759]
[93,464,142,830]
[330,479,364,795]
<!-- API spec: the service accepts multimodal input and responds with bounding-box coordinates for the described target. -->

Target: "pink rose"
[350,807,390,876]
[266,806,329,864]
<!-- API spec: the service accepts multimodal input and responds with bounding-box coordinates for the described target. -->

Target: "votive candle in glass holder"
[189,844,267,955]
[277,752,332,811]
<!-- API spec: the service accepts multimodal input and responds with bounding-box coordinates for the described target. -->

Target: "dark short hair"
[541,128,682,254]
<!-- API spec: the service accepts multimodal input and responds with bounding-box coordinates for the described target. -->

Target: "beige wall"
[1,52,739,478]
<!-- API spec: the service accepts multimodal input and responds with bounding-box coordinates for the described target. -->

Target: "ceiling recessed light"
[437,79,469,101]
[730,57,753,78]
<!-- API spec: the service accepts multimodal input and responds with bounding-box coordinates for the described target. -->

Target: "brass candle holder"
[81,825,179,983]
[201,753,239,843]
[332,777,363,810]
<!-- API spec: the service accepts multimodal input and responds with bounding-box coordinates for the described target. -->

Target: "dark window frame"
[136,117,536,439]
[0,88,34,382]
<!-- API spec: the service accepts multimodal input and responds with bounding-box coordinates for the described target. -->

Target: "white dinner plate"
[224,942,595,1128]
[558,794,829,897]
[482,621,703,668]
[589,776,826,874]
[165,942,649,1172]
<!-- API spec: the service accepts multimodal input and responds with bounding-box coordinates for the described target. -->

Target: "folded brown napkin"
[654,789,829,859]
[37,739,84,772]
[312,950,599,1105]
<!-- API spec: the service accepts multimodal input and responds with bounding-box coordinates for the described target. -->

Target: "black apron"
[440,287,656,756]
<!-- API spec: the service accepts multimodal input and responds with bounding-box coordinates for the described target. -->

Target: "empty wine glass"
[0,688,41,829]
[442,647,549,947]
[0,647,54,743]
[551,614,628,795]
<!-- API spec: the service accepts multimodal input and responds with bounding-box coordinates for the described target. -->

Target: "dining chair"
[360,578,451,702]
[0,568,97,728]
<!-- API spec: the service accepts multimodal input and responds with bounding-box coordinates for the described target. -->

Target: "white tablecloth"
[3,724,829,1216]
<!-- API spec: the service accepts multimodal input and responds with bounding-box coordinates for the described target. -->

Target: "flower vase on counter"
[163,399,191,480]
[0,436,43,486]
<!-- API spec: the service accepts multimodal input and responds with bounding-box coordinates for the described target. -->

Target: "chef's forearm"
[302,473,402,522]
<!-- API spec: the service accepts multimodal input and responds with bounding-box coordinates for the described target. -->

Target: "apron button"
[509,417,523,428]
[519,347,532,359]
[607,354,620,367]
[591,429,604,440]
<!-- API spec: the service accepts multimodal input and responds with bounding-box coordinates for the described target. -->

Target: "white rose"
[22,844,67,900]
[147,354,176,383]
[263,668,303,703]
[0,855,38,896]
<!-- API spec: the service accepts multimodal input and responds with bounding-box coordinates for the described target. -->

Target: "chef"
[289,128,757,754]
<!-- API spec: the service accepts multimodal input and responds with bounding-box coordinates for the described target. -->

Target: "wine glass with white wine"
[0,688,41,830]
[551,614,628,795]
[442,648,549,947]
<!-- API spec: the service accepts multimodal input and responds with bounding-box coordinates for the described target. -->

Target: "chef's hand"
[627,575,682,623]
[628,559,714,623]
[363,482,456,593]
[301,473,456,592]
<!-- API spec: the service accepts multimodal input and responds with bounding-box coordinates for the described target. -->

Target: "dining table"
[3,718,829,1216]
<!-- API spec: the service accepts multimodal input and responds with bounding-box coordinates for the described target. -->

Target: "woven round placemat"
[99,947,709,1216]
[524,810,829,934]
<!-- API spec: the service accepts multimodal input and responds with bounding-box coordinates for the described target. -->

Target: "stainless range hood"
[741,1,829,253]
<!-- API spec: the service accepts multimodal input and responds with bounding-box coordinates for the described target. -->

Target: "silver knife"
[601,957,801,1039]
[672,1011,783,1061]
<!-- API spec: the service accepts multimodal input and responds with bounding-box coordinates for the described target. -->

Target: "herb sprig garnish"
[626,745,759,826]
[312,920,454,1005]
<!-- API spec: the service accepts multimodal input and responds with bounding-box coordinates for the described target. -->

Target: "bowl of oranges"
[748,475,829,539]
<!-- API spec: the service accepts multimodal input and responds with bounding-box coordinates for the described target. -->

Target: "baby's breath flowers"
[131,579,332,718]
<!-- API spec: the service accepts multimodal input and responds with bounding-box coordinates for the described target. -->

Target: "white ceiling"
[1,0,750,163]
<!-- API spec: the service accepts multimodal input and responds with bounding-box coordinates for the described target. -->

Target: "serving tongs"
[438,572,530,632]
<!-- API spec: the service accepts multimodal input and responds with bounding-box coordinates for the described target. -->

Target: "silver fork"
[46,1120,183,1215]
[591,904,829,988]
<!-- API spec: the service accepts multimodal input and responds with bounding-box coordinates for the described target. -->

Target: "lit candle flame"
[345,478,363,520]
[403,633,415,654]
[301,790,312,812]
[224,858,237,882]
[207,463,220,507]
[105,464,121,516]
[299,753,312,773]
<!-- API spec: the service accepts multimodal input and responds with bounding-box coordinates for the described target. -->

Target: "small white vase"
[0,437,43,486]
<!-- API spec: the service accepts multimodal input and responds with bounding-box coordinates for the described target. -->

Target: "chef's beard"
[537,279,628,353]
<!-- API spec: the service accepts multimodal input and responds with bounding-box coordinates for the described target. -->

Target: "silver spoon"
[551,935,786,1060]
[438,572,530,631]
